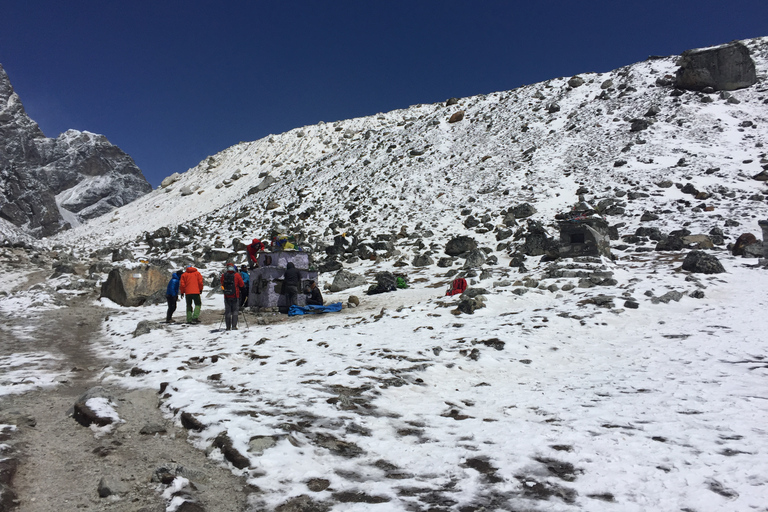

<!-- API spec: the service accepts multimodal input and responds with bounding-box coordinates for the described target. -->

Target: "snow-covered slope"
[56,37,768,263]
[11,37,766,512]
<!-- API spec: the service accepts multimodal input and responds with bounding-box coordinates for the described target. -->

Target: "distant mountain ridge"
[0,64,152,238]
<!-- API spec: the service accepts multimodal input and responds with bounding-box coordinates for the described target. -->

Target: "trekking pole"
[241,307,249,329]
[218,313,225,331]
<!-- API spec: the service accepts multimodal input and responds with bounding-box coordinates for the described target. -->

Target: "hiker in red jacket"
[220,263,245,331]
[179,266,204,323]
[246,238,264,269]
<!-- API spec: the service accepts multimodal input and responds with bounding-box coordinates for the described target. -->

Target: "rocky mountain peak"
[0,64,152,238]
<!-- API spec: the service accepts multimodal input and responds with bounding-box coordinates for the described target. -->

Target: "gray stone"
[98,476,127,498]
[73,387,117,427]
[457,296,485,314]
[111,247,134,262]
[275,495,330,512]
[462,249,487,269]
[412,253,434,267]
[139,423,167,435]
[682,250,725,274]
[160,173,182,188]
[630,119,649,132]
[445,236,477,256]
[179,185,198,196]
[330,270,367,292]
[133,320,159,337]
[651,291,684,304]
[675,41,757,91]
[461,288,490,298]
[248,435,279,455]
[510,203,537,219]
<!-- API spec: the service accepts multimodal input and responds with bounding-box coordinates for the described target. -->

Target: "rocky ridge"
[0,64,152,238]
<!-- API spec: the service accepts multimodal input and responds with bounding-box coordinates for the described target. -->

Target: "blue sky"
[1,1,766,186]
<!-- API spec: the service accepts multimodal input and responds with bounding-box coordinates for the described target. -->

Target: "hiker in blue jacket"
[239,267,250,308]
[165,271,182,323]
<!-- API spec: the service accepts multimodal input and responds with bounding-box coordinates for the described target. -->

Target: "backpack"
[446,278,467,296]
[222,272,236,296]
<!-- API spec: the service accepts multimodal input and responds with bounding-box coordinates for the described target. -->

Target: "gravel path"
[0,295,253,511]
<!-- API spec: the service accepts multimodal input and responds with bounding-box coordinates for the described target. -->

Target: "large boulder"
[510,203,537,219]
[445,236,477,256]
[732,233,759,256]
[675,41,757,91]
[330,269,367,292]
[100,265,170,306]
[681,250,725,274]
[412,253,434,267]
[463,249,487,269]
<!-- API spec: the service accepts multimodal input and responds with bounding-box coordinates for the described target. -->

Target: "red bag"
[446,278,467,296]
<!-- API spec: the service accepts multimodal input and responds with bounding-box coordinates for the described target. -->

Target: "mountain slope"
[56,38,768,266]
[9,37,768,512]
[0,64,152,238]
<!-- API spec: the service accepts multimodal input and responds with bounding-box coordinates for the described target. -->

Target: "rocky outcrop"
[0,64,152,237]
[100,265,170,306]
[330,269,367,292]
[675,41,757,91]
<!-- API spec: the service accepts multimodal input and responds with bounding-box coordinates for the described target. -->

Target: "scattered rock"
[448,110,465,123]
[97,476,127,498]
[445,236,477,256]
[72,387,117,427]
[330,269,367,292]
[212,432,250,469]
[682,250,725,274]
[732,233,759,256]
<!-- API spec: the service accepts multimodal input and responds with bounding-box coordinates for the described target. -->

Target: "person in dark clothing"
[165,271,182,322]
[282,261,302,307]
[221,264,245,331]
[238,267,250,308]
[305,280,323,306]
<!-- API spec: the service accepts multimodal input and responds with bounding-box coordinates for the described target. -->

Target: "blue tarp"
[288,302,343,316]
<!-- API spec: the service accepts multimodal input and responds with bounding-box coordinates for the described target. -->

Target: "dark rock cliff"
[0,64,152,237]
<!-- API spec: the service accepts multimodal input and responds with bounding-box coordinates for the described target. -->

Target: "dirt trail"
[0,295,253,511]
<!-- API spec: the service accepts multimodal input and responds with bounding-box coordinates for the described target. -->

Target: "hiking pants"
[238,286,248,308]
[284,285,299,307]
[166,295,177,322]
[185,294,201,322]
[224,297,239,330]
